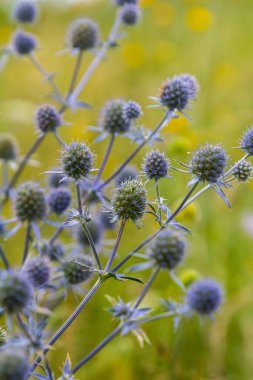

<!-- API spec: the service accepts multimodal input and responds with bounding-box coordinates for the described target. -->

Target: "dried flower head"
[232,159,252,182]
[62,256,93,285]
[143,149,170,181]
[68,18,99,51]
[48,188,72,215]
[186,279,222,316]
[240,127,253,155]
[148,229,186,270]
[0,349,29,380]
[24,257,50,288]
[0,134,18,161]
[35,104,61,133]
[13,0,38,23]
[0,271,32,314]
[120,4,141,26]
[61,141,93,182]
[12,30,36,55]
[15,181,46,222]
[99,100,131,135]
[123,100,142,120]
[189,144,227,183]
[112,179,147,222]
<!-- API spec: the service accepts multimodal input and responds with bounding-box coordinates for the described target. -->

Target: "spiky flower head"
[159,74,198,111]
[240,127,253,155]
[76,220,103,247]
[99,100,131,135]
[62,256,93,285]
[48,188,71,215]
[186,278,222,316]
[68,18,99,51]
[61,141,93,182]
[114,0,139,5]
[41,242,64,261]
[15,181,46,222]
[48,171,69,188]
[189,144,227,183]
[24,257,50,288]
[143,149,170,181]
[148,229,186,270]
[13,1,38,23]
[35,104,61,133]
[115,166,138,186]
[0,349,29,380]
[112,179,147,222]
[123,100,142,120]
[0,271,32,314]
[0,327,7,346]
[12,30,36,55]
[232,159,252,182]
[120,4,141,26]
[0,134,18,161]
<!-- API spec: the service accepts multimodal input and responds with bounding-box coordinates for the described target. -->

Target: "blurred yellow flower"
[186,7,213,32]
[168,114,189,134]
[176,202,198,223]
[180,269,200,287]
[121,43,145,69]
[152,3,175,28]
[0,26,12,44]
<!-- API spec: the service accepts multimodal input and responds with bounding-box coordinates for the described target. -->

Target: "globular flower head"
[186,278,223,316]
[48,170,69,188]
[35,104,61,133]
[13,1,38,24]
[62,256,93,285]
[240,127,253,155]
[0,349,29,380]
[0,134,18,161]
[99,100,131,135]
[48,188,71,215]
[232,159,252,182]
[0,271,32,314]
[123,100,142,120]
[115,166,138,186]
[76,219,103,247]
[114,0,139,6]
[41,242,64,261]
[120,4,141,26]
[148,229,186,270]
[143,149,170,181]
[15,181,46,222]
[189,144,227,183]
[24,257,50,288]
[12,30,36,55]
[61,141,93,182]
[68,18,99,51]
[112,179,147,222]
[159,74,198,111]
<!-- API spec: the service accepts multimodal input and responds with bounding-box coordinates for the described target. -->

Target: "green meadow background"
[0,0,253,379]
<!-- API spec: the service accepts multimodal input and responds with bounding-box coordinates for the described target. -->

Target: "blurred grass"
[1,0,253,379]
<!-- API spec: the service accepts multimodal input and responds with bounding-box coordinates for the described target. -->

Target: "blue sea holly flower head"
[120,4,141,26]
[35,104,61,133]
[143,149,170,181]
[61,256,94,286]
[240,127,253,155]
[189,144,227,184]
[155,73,199,113]
[111,179,147,223]
[99,99,131,136]
[148,229,186,270]
[12,0,39,24]
[40,241,64,261]
[23,256,51,288]
[12,29,37,55]
[0,271,32,314]
[0,349,29,380]
[123,100,142,120]
[47,187,72,215]
[186,278,223,316]
[67,18,99,52]
[0,134,19,161]
[232,159,252,182]
[61,141,94,183]
[15,181,46,222]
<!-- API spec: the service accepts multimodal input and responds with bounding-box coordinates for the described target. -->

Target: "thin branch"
[104,220,126,272]
[93,134,115,188]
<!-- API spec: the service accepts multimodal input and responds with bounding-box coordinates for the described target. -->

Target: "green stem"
[104,220,126,272]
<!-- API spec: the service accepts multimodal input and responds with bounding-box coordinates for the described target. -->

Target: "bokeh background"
[1,0,253,379]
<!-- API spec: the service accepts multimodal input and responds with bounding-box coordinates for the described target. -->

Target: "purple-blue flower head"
[35,105,61,133]
[143,149,170,181]
[13,1,38,24]
[48,188,71,215]
[240,127,253,155]
[120,4,141,26]
[12,30,37,55]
